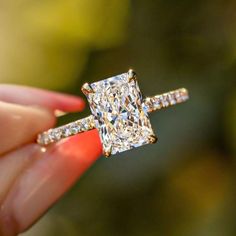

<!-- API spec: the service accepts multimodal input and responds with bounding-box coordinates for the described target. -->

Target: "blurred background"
[1,0,235,235]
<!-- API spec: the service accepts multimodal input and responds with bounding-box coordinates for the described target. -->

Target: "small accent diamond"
[48,129,61,141]
[69,123,80,135]
[168,93,176,105]
[62,126,71,137]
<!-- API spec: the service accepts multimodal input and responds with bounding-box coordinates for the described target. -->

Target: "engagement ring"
[37,70,189,157]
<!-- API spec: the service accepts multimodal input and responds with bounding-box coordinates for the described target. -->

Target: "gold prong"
[103,147,112,158]
[127,69,137,82]
[148,135,158,144]
[81,83,94,95]
[103,151,111,158]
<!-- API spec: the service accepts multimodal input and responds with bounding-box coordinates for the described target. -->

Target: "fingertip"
[51,94,86,112]
[0,85,86,113]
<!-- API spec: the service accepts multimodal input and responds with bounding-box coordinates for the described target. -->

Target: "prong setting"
[148,135,158,144]
[128,69,137,82]
[81,83,94,96]
[103,148,112,158]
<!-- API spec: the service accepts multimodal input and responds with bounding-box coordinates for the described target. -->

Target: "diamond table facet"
[85,73,155,156]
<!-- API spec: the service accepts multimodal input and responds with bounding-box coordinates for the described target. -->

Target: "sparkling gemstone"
[152,96,162,110]
[49,130,61,141]
[161,95,169,107]
[168,93,176,105]
[62,127,71,137]
[86,73,155,155]
[69,124,80,134]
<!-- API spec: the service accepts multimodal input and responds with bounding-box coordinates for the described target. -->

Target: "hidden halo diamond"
[37,70,189,157]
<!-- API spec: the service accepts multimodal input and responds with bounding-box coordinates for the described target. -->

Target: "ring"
[37,70,189,157]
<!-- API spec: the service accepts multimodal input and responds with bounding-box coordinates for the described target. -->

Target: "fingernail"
[54,109,68,117]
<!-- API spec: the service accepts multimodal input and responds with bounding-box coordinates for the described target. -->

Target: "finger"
[0,84,85,112]
[0,101,55,155]
[0,130,102,236]
[0,145,40,205]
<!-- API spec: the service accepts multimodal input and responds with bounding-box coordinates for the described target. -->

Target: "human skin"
[0,85,102,235]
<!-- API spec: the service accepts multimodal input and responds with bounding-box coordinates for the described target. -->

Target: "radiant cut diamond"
[86,73,155,155]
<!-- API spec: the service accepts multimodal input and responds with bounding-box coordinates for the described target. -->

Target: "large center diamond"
[86,73,155,155]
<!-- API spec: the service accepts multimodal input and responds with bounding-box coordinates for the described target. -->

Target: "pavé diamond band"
[37,70,189,157]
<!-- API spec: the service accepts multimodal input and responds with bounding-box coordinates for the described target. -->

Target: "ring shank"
[144,88,189,112]
[37,115,95,145]
[37,88,189,145]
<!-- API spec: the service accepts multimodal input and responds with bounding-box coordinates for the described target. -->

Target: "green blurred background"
[1,0,235,235]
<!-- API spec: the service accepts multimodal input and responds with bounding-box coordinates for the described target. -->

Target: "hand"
[0,85,102,236]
